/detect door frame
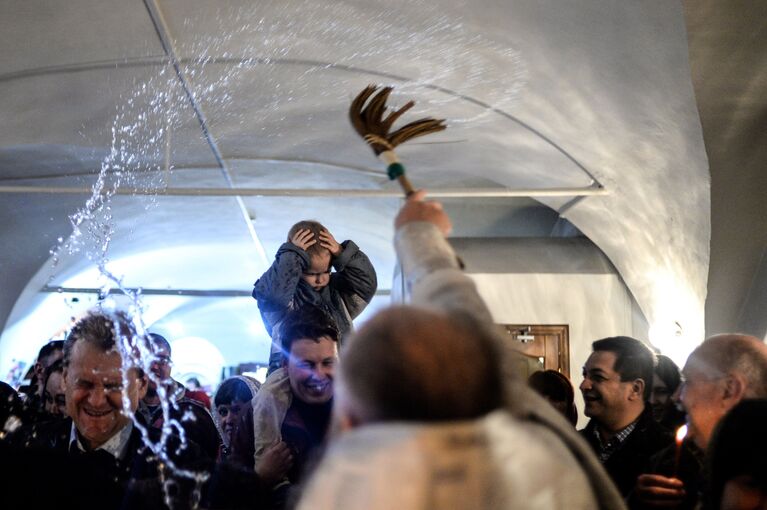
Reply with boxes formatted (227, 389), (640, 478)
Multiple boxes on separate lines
(500, 324), (570, 378)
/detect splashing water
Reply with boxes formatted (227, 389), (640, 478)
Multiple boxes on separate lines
(42, 43), (228, 510)
(176, 0), (527, 129)
(38, 1), (528, 507)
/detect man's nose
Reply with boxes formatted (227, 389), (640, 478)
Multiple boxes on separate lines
(87, 387), (107, 407)
(313, 366), (331, 379)
(579, 378), (590, 392)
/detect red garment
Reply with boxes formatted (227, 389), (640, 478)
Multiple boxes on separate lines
(185, 389), (211, 410)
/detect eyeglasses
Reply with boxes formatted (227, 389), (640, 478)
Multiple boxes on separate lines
(153, 355), (172, 366)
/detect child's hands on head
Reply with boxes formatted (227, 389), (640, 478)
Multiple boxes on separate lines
(290, 229), (317, 251)
(319, 229), (342, 256)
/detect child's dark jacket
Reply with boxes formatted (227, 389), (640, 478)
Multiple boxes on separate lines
(252, 240), (377, 341)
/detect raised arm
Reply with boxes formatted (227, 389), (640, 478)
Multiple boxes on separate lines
(393, 192), (627, 510)
(393, 190), (492, 324)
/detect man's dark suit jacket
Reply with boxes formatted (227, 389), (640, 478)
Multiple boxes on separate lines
(580, 407), (674, 499)
(1, 416), (210, 510)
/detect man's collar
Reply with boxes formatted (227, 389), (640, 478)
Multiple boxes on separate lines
(593, 404), (647, 439)
(69, 420), (134, 460)
(589, 416), (640, 463)
(594, 418), (638, 446)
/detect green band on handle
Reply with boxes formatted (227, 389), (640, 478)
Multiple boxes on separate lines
(387, 162), (406, 181)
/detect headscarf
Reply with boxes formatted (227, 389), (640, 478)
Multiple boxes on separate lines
(212, 375), (261, 448)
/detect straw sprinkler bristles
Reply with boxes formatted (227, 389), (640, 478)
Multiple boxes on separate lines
(349, 85), (446, 156)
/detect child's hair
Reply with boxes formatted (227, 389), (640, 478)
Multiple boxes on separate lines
(287, 220), (328, 257)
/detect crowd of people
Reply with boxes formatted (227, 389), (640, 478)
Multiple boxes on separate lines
(1, 191), (766, 510)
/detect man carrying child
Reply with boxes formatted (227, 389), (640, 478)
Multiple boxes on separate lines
(252, 220), (377, 373)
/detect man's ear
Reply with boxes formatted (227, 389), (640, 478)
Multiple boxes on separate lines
(334, 381), (365, 432)
(628, 378), (645, 401)
(335, 399), (366, 432)
(722, 373), (746, 407)
(136, 371), (149, 400)
(61, 367), (68, 392)
(336, 410), (359, 432)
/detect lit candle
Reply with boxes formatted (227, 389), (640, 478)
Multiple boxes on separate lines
(673, 424), (688, 478)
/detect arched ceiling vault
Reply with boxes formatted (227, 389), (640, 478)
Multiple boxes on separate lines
(5, 0), (758, 369)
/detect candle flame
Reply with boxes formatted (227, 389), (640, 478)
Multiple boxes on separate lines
(676, 424), (688, 443)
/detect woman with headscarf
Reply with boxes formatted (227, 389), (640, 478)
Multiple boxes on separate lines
(212, 375), (261, 461)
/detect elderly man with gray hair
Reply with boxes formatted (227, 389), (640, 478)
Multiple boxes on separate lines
(635, 333), (767, 509)
(297, 191), (625, 510)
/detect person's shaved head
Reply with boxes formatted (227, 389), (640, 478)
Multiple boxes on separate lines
(680, 333), (767, 449)
(338, 306), (504, 424)
(687, 334), (767, 398)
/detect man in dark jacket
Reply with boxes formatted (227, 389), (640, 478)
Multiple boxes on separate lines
(2, 310), (210, 509)
(138, 332), (221, 462)
(230, 305), (338, 509)
(14, 340), (64, 426)
(579, 336), (673, 498)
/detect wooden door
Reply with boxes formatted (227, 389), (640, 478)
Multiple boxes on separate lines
(499, 324), (570, 379)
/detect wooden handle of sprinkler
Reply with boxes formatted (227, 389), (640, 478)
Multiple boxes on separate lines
(398, 175), (415, 197)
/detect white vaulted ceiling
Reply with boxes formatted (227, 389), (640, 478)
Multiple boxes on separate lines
(0, 0), (764, 374)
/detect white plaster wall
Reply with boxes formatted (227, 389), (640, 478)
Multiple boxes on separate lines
(469, 272), (645, 429)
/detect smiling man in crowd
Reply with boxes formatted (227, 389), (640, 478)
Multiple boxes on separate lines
(63, 312), (147, 456)
(232, 304), (338, 505)
(42, 359), (67, 418)
(16, 340), (64, 422)
(579, 336), (672, 498)
(4, 311), (151, 508)
(27, 340), (65, 405)
(2, 310), (216, 509)
(138, 332), (221, 462)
